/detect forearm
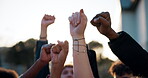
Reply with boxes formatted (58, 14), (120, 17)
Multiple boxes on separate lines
(73, 38), (93, 78)
(109, 31), (148, 76)
(21, 59), (47, 78)
(105, 28), (119, 40)
(40, 25), (47, 41)
(50, 65), (63, 78)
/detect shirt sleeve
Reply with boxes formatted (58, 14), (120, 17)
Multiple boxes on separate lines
(34, 40), (50, 78)
(108, 31), (148, 76)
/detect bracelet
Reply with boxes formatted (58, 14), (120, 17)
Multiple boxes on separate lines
(73, 44), (86, 47)
(73, 44), (87, 53)
(40, 36), (47, 39)
(73, 38), (85, 41)
(73, 47), (86, 53)
(73, 38), (86, 53)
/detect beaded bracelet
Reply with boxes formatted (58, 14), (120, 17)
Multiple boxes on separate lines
(73, 44), (87, 53)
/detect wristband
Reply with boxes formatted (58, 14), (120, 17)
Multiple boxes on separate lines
(73, 38), (85, 41)
(40, 36), (47, 39)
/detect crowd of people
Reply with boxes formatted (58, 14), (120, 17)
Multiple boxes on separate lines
(1, 9), (148, 78)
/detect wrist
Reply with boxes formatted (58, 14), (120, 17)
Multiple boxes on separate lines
(73, 37), (87, 53)
(41, 24), (48, 28)
(72, 35), (84, 39)
(105, 29), (119, 39)
(51, 64), (63, 78)
(40, 36), (47, 39)
(37, 59), (48, 67)
(40, 28), (47, 40)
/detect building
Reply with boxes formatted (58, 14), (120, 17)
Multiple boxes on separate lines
(120, 0), (148, 51)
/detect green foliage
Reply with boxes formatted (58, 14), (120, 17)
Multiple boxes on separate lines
(88, 41), (103, 50)
(5, 38), (37, 68)
(88, 40), (113, 78)
(0, 47), (10, 66)
(98, 58), (113, 78)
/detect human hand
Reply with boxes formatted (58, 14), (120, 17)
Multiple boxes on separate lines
(51, 40), (69, 65)
(69, 9), (87, 39)
(41, 14), (55, 28)
(39, 43), (55, 64)
(50, 41), (69, 78)
(90, 12), (112, 37)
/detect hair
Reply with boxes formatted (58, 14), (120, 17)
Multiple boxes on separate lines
(0, 67), (18, 78)
(109, 61), (133, 76)
(63, 65), (73, 70)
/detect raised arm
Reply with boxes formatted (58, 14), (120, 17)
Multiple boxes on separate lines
(50, 40), (69, 78)
(35, 14), (55, 78)
(90, 12), (148, 77)
(69, 9), (93, 78)
(20, 44), (54, 78)
(90, 12), (119, 39)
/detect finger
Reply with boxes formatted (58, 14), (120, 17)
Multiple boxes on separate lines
(76, 12), (80, 26)
(78, 12), (81, 25)
(51, 51), (58, 64)
(80, 9), (87, 23)
(97, 12), (110, 21)
(70, 14), (75, 26)
(43, 14), (46, 19)
(62, 40), (69, 53)
(80, 9), (84, 13)
(96, 12), (109, 18)
(53, 15), (55, 19)
(64, 40), (69, 52)
(42, 44), (55, 54)
(96, 17), (109, 27)
(57, 40), (64, 49)
(72, 12), (78, 26)
(68, 16), (72, 23)
(51, 44), (62, 54)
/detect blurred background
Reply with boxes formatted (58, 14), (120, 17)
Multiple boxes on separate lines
(0, 0), (147, 77)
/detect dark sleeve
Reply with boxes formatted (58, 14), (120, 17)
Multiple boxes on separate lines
(87, 49), (100, 78)
(108, 31), (148, 77)
(35, 40), (50, 78)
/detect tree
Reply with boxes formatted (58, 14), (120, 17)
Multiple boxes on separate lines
(88, 41), (103, 60)
(88, 41), (103, 49)
(5, 38), (37, 68)
(88, 40), (113, 78)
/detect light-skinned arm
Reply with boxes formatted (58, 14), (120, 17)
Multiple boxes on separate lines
(69, 9), (93, 78)
(50, 40), (69, 78)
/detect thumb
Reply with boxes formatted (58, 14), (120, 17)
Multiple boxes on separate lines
(80, 9), (84, 13)
(80, 9), (87, 23)
(51, 49), (58, 64)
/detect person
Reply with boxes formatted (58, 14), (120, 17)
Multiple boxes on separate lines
(90, 12), (148, 77)
(87, 45), (100, 78)
(68, 9), (94, 78)
(34, 14), (55, 78)
(109, 60), (139, 78)
(36, 13), (99, 78)
(19, 40), (69, 78)
(46, 64), (73, 78)
(61, 65), (73, 78)
(0, 67), (18, 78)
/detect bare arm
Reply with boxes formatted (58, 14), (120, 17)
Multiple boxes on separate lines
(20, 44), (54, 78)
(69, 9), (93, 78)
(50, 41), (69, 78)
(40, 14), (55, 41)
